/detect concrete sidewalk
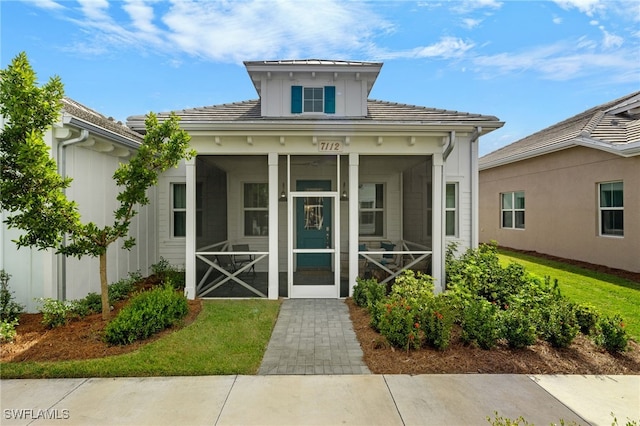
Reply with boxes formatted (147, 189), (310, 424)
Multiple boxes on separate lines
(1, 375), (638, 425)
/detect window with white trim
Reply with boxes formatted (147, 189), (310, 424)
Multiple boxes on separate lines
(501, 191), (525, 229)
(171, 183), (202, 238)
(445, 183), (458, 237)
(599, 181), (623, 236)
(359, 183), (384, 236)
(291, 86), (336, 114)
(244, 183), (268, 236)
(172, 183), (186, 238)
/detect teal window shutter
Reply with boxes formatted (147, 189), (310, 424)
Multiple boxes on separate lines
(291, 86), (302, 113)
(324, 86), (335, 114)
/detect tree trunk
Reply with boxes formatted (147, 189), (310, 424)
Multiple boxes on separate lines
(100, 252), (110, 320)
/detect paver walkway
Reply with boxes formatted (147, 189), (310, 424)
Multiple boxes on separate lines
(258, 299), (370, 375)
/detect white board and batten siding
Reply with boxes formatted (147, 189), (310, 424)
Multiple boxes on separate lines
(0, 137), (157, 311)
(444, 136), (476, 253)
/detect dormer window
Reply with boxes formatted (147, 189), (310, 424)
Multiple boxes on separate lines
(291, 86), (335, 114)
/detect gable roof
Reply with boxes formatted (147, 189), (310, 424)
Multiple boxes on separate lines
(126, 99), (502, 131)
(479, 91), (640, 170)
(62, 97), (143, 148)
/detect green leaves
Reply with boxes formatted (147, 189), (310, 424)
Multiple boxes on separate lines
(1, 52), (79, 250)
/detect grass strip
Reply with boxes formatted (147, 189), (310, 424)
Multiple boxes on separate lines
(498, 249), (640, 342)
(1, 299), (280, 379)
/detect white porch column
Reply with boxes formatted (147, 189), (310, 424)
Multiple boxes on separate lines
(268, 153), (279, 299)
(432, 153), (444, 293)
(184, 157), (197, 299)
(348, 153), (359, 296)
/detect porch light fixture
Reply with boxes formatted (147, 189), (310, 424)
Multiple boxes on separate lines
(340, 182), (348, 201)
(280, 183), (287, 202)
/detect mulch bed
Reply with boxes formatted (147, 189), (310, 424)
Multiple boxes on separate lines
(346, 298), (640, 375)
(1, 297), (202, 363)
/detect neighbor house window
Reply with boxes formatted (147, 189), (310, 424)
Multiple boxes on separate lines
(171, 183), (202, 238)
(291, 86), (335, 114)
(244, 183), (268, 236)
(359, 183), (384, 236)
(501, 191), (525, 229)
(599, 181), (623, 236)
(445, 183), (457, 237)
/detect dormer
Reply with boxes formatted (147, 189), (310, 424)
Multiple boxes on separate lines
(244, 59), (382, 118)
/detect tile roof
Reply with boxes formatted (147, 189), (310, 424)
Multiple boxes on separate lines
(62, 98), (143, 143)
(480, 91), (640, 169)
(126, 99), (501, 127)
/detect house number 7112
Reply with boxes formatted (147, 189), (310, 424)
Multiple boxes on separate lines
(318, 141), (343, 152)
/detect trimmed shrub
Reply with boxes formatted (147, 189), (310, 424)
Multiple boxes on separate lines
(151, 257), (185, 290)
(108, 272), (141, 304)
(78, 292), (103, 315)
(573, 303), (600, 335)
(0, 270), (24, 322)
(595, 315), (628, 353)
(539, 299), (579, 348)
(500, 307), (537, 349)
(374, 296), (420, 350)
(104, 284), (188, 345)
(390, 270), (435, 307)
(461, 298), (500, 349)
(0, 319), (18, 343)
(37, 298), (77, 328)
(419, 295), (455, 351)
(353, 277), (386, 309)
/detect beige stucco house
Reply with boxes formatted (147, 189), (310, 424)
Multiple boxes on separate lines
(127, 59), (504, 299)
(479, 91), (640, 273)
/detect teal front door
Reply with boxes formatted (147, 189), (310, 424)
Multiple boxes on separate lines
(296, 180), (332, 269)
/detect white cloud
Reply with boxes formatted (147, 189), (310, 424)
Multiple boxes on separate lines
(471, 39), (637, 81)
(375, 37), (475, 60)
(553, 0), (605, 16)
(552, 16), (563, 24)
(25, 0), (64, 10)
(462, 18), (482, 29)
(601, 28), (624, 49)
(451, 0), (502, 14)
(49, 0), (394, 63)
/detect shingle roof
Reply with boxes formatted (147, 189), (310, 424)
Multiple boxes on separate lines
(126, 99), (501, 127)
(62, 98), (143, 143)
(479, 91), (640, 169)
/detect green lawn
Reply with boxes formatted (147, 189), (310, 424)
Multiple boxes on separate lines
(0, 299), (281, 379)
(499, 249), (640, 341)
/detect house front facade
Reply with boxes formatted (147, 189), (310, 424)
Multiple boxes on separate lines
(127, 60), (504, 299)
(479, 91), (640, 273)
(1, 99), (156, 312)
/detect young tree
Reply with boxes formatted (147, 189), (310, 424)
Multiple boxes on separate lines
(1, 52), (194, 320)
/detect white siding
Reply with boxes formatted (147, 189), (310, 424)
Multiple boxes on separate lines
(157, 163), (187, 267)
(445, 137), (473, 252)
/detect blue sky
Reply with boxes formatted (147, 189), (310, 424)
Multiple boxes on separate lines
(2, 0), (639, 156)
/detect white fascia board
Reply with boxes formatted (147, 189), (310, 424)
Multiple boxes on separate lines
(177, 120), (504, 134)
(62, 114), (142, 150)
